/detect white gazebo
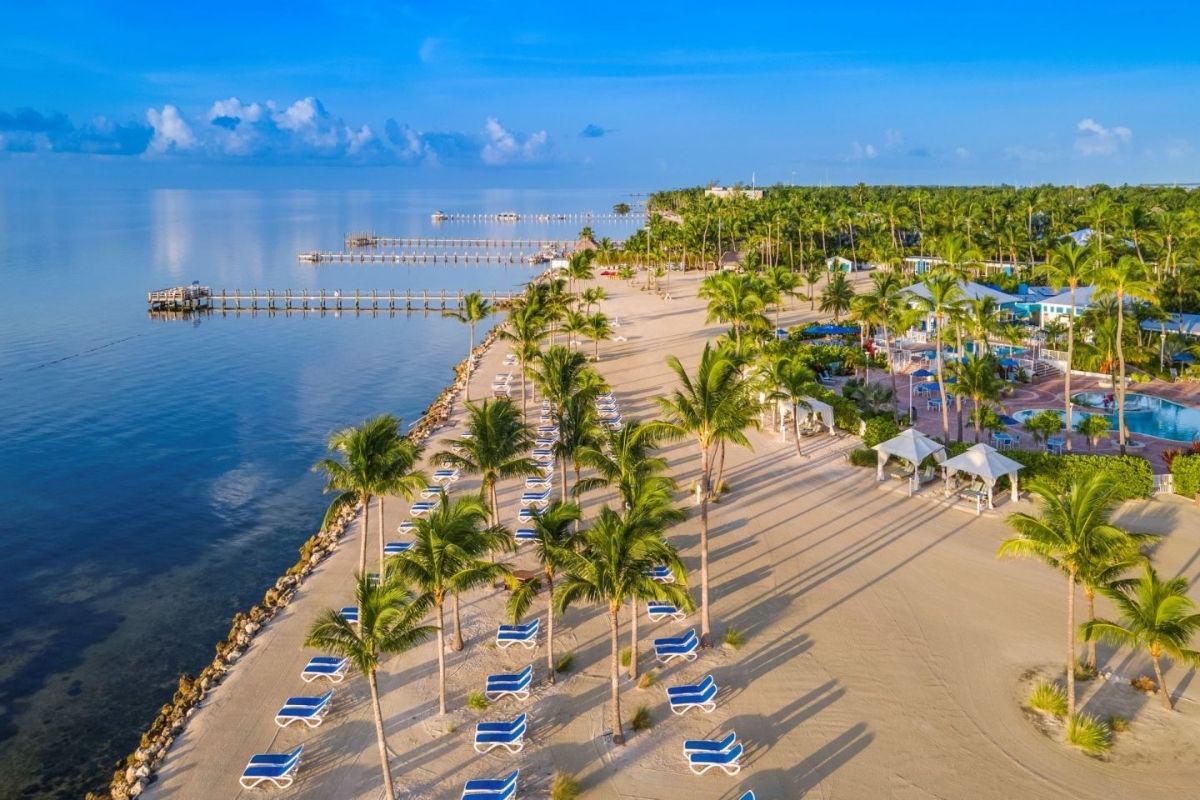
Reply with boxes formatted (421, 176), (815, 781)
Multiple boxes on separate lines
(940, 443), (1024, 514)
(776, 395), (835, 439)
(872, 428), (947, 496)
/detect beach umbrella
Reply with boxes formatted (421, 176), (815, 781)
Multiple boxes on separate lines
(1172, 352), (1196, 363)
(1000, 357), (1019, 368)
(915, 382), (941, 393)
(912, 368), (936, 379)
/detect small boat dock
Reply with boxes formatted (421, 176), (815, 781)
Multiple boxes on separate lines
(147, 286), (519, 313)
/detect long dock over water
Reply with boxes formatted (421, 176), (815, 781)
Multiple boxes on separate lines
(345, 235), (576, 249)
(429, 211), (641, 223)
(147, 286), (519, 312)
(299, 251), (551, 265)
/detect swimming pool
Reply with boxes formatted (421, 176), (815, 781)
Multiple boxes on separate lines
(1013, 392), (1200, 442)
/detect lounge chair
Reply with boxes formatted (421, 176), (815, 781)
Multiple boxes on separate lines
(520, 487), (551, 507)
(397, 520), (415, 534)
(668, 675), (718, 714)
(682, 730), (736, 754)
(738, 792), (756, 800)
(536, 426), (558, 436)
(275, 690), (333, 728)
(532, 447), (554, 458)
(485, 665), (533, 701)
(647, 602), (685, 622)
(517, 508), (542, 523)
(434, 468), (460, 484)
(688, 742), (743, 775)
(525, 476), (551, 489)
(461, 769), (518, 800)
(473, 714), (528, 754)
(239, 745), (303, 789)
(421, 484), (444, 498)
(340, 606), (359, 624)
(301, 656), (349, 683)
(604, 419), (624, 431)
(496, 619), (539, 649)
(384, 542), (412, 555)
(410, 500), (437, 517)
(654, 629), (699, 664)
(515, 528), (537, 544)
(647, 565), (675, 584)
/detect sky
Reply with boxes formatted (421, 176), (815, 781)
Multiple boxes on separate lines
(2, 1), (1200, 189)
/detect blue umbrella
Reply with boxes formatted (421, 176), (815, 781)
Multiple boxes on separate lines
(912, 368), (936, 378)
(1000, 357), (1019, 368)
(915, 382), (941, 393)
(1173, 352), (1196, 363)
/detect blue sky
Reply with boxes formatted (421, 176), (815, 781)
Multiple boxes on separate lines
(2, 1), (1199, 187)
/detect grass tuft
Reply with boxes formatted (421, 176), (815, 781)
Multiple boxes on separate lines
(549, 772), (581, 800)
(555, 651), (575, 674)
(1067, 713), (1111, 756)
(1027, 681), (1068, 718)
(629, 704), (652, 732)
(1130, 674), (1158, 694)
(723, 625), (746, 649)
(466, 691), (489, 711)
(1073, 660), (1098, 682)
(1107, 714), (1130, 733)
(620, 646), (631, 667)
(637, 671), (656, 689)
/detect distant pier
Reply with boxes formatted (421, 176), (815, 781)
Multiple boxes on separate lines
(298, 251), (554, 265)
(428, 211), (642, 223)
(148, 286), (519, 313)
(345, 235), (577, 250)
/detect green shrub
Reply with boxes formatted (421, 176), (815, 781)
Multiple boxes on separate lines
(847, 447), (876, 467)
(827, 394), (861, 432)
(863, 416), (901, 448)
(1067, 713), (1111, 755)
(550, 772), (581, 800)
(629, 704), (652, 731)
(1076, 414), (1112, 450)
(1108, 714), (1130, 733)
(723, 625), (746, 649)
(1074, 660), (1098, 682)
(637, 671), (656, 689)
(1023, 410), (1064, 444)
(620, 646), (631, 667)
(1027, 681), (1068, 718)
(555, 651), (575, 674)
(1002, 451), (1154, 500)
(467, 691), (489, 711)
(1172, 454), (1200, 499)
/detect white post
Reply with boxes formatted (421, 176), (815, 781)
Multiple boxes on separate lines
(1011, 472), (1020, 503)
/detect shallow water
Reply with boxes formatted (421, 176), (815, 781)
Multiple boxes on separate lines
(0, 187), (638, 798)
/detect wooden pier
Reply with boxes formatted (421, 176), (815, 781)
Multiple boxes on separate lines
(148, 286), (519, 313)
(298, 251), (556, 265)
(345, 235), (576, 250)
(428, 211), (642, 223)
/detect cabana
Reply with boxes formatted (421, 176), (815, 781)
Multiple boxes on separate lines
(872, 428), (946, 496)
(776, 395), (835, 439)
(940, 443), (1024, 514)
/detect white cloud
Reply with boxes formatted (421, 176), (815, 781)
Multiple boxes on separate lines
(883, 128), (903, 150)
(481, 117), (548, 165)
(418, 37), (442, 63)
(1075, 118), (1132, 156)
(1164, 137), (1192, 160)
(954, 146), (971, 160)
(849, 141), (878, 160)
(145, 105), (195, 153)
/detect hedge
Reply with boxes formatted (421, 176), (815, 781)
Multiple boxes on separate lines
(1172, 454), (1200, 499)
(863, 417), (901, 448)
(999, 450), (1154, 500)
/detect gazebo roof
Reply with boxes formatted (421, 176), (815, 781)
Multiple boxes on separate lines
(872, 428), (946, 465)
(940, 443), (1024, 484)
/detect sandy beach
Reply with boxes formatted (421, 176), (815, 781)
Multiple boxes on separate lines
(145, 269), (1200, 800)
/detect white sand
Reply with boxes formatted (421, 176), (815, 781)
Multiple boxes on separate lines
(146, 270), (1200, 799)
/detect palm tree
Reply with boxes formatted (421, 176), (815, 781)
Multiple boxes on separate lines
(656, 342), (756, 647)
(998, 476), (1141, 719)
(305, 573), (435, 796)
(555, 507), (691, 745)
(375, 436), (429, 572)
(1095, 256), (1156, 454)
(1082, 565), (1200, 710)
(950, 355), (1004, 443)
(1040, 242), (1095, 451)
(699, 273), (766, 354)
(437, 398), (537, 526)
(819, 271), (855, 323)
(566, 251), (594, 294)
(500, 295), (548, 421)
(563, 308), (589, 350)
(580, 286), (608, 314)
(530, 345), (604, 498)
(445, 292), (491, 402)
(617, 264), (635, 285)
(388, 493), (510, 711)
(762, 264), (800, 329)
(314, 414), (406, 576)
(1076, 542), (1147, 671)
(585, 312), (613, 361)
(803, 260), (824, 310)
(909, 272), (964, 441)
(505, 500), (582, 684)
(613, 202), (632, 216)
(768, 356), (822, 458)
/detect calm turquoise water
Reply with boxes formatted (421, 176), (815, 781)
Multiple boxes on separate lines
(1014, 392), (1200, 442)
(0, 187), (639, 799)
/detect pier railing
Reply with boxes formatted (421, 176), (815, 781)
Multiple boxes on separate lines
(148, 288), (520, 313)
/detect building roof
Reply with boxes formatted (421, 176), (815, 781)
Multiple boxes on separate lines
(903, 279), (1019, 305)
(1141, 312), (1200, 336)
(1040, 285), (1100, 308)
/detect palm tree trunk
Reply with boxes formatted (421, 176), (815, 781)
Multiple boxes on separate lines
(1085, 588), (1097, 669)
(465, 324), (475, 403)
(886, 328), (900, 422)
(367, 670), (397, 798)
(451, 593), (464, 651)
(629, 598), (639, 681)
(378, 496), (386, 575)
(435, 601), (448, 714)
(936, 327), (950, 440)
(609, 606), (625, 745)
(1151, 651), (1174, 710)
(488, 480), (500, 528)
(359, 494), (371, 576)
(1116, 296), (1128, 455)
(792, 403), (804, 458)
(546, 570), (556, 685)
(520, 359), (528, 422)
(710, 442), (726, 500)
(1065, 289), (1075, 452)
(973, 400), (983, 444)
(1066, 570), (1077, 719)
(560, 458), (569, 503)
(699, 445), (713, 648)
(955, 394), (964, 443)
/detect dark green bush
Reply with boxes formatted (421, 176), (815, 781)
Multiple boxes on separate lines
(1171, 454), (1200, 499)
(847, 447), (876, 467)
(1003, 451), (1154, 500)
(862, 416), (901, 448)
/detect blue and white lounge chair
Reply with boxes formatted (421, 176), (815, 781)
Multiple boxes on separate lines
(536, 425), (558, 436)
(301, 656), (349, 683)
(517, 507), (542, 523)
(520, 487), (551, 506)
(340, 606), (359, 624)
(688, 742), (743, 775)
(410, 500), (438, 517)
(239, 745), (303, 789)
(515, 528), (537, 544)
(275, 690), (333, 728)
(397, 520), (415, 534)
(683, 730), (736, 755)
(473, 714), (528, 754)
(384, 541), (412, 555)
(647, 602), (685, 622)
(668, 675), (718, 714)
(485, 665), (533, 701)
(738, 792), (756, 800)
(532, 447), (554, 458)
(496, 619), (539, 649)
(647, 565), (675, 584)
(421, 484), (443, 498)
(525, 476), (551, 489)
(654, 629), (699, 664)
(461, 769), (518, 800)
(535, 437), (557, 448)
(434, 468), (460, 484)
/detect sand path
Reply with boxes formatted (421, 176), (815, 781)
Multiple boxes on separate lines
(146, 270), (1200, 799)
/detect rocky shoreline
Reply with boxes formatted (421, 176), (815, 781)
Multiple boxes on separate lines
(91, 318), (512, 800)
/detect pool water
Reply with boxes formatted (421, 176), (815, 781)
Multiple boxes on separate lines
(1013, 393), (1200, 442)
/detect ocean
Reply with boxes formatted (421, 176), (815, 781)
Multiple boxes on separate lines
(0, 187), (640, 798)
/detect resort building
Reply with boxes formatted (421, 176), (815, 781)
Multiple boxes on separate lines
(1142, 311), (1200, 338)
(1038, 285), (1100, 326)
(704, 186), (765, 200)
